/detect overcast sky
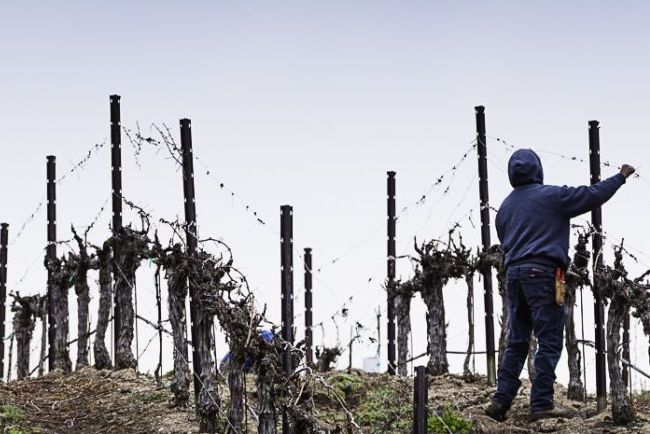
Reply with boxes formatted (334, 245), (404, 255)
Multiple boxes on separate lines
(2, 1), (650, 393)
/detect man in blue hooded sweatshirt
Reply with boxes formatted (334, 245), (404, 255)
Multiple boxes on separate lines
(485, 148), (635, 422)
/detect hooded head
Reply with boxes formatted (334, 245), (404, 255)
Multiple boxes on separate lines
(508, 149), (544, 187)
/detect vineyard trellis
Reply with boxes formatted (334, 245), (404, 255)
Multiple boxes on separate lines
(2, 97), (650, 433)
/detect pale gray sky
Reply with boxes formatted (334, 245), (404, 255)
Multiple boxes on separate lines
(2, 1), (650, 393)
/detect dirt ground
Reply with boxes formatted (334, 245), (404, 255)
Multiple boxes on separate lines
(2, 368), (650, 433)
(427, 374), (650, 434)
(0, 368), (199, 433)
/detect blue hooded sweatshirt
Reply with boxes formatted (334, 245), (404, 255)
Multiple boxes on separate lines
(495, 149), (626, 269)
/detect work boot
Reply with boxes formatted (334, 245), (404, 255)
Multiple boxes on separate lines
(484, 401), (508, 422)
(529, 406), (573, 421)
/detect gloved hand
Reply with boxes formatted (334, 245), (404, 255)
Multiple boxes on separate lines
(620, 164), (636, 178)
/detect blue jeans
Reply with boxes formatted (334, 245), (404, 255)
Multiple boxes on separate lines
(492, 264), (564, 412)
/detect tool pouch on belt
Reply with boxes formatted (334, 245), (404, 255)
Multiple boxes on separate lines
(555, 268), (566, 306)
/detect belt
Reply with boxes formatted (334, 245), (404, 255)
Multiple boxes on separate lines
(508, 256), (563, 271)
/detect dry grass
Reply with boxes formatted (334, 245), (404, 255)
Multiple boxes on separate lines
(3, 368), (650, 433)
(0, 367), (197, 433)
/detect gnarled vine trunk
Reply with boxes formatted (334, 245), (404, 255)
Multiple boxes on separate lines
(75, 284), (90, 368)
(94, 241), (113, 369)
(191, 250), (223, 433)
(14, 317), (34, 379)
(315, 346), (341, 372)
(11, 294), (42, 379)
(114, 264), (137, 369)
(114, 226), (150, 369)
(196, 322), (219, 433)
(165, 252), (190, 406)
(54, 273), (72, 372)
(72, 229), (93, 369)
(257, 350), (277, 434)
(207, 254), (265, 433)
(564, 282), (585, 401)
(395, 293), (412, 376)
(227, 355), (246, 433)
(463, 274), (475, 379)
(152, 241), (191, 407)
(421, 282), (447, 375)
(597, 245), (638, 425)
(46, 256), (73, 373)
(607, 293), (636, 425)
(565, 234), (588, 401)
(413, 236), (472, 377)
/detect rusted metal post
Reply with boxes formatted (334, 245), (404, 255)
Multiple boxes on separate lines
(304, 247), (313, 367)
(475, 106), (497, 385)
(46, 156), (57, 371)
(280, 205), (294, 434)
(110, 94), (123, 357)
(0, 223), (8, 381)
(181, 119), (202, 396)
(589, 120), (607, 412)
(180, 118), (218, 432)
(387, 171), (396, 375)
(413, 365), (428, 434)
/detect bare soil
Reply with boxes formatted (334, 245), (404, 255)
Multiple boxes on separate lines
(3, 368), (650, 433)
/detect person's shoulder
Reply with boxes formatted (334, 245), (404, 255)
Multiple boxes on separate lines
(537, 184), (565, 196)
(501, 184), (562, 206)
(497, 191), (517, 216)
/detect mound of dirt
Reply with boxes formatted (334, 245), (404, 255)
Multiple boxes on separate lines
(0, 367), (198, 433)
(427, 374), (650, 434)
(2, 368), (650, 433)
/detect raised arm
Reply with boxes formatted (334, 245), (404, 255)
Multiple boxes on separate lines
(557, 165), (635, 218)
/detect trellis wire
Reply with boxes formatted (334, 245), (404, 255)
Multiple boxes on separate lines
(10, 141), (107, 248)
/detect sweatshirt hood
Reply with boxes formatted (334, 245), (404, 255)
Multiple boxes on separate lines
(508, 149), (544, 187)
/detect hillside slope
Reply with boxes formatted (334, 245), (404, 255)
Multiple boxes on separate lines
(2, 368), (650, 433)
